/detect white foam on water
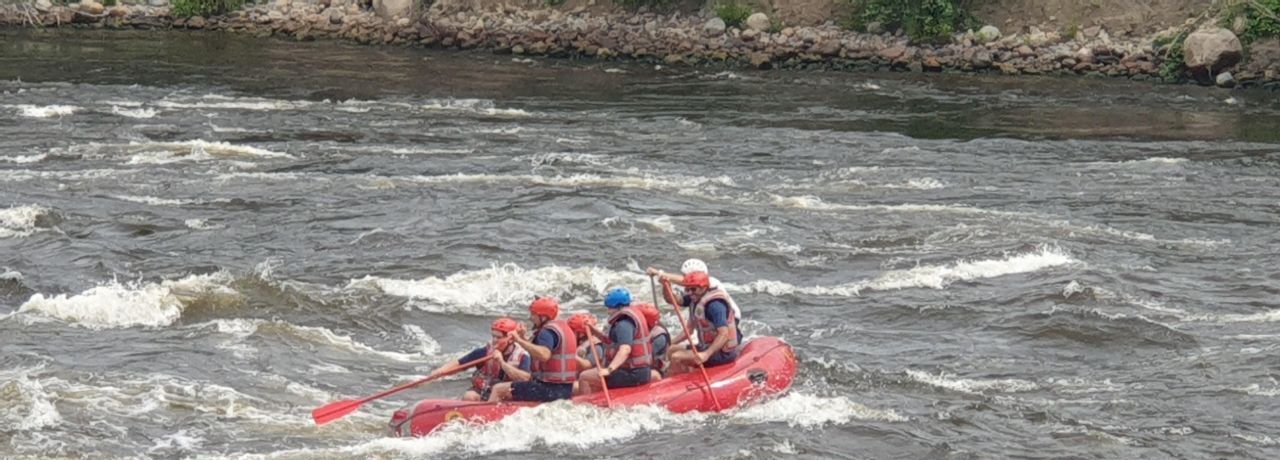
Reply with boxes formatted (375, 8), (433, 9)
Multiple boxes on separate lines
(729, 393), (907, 428)
(634, 216), (676, 233)
(420, 98), (531, 117)
(348, 264), (648, 315)
(1236, 384), (1280, 397)
(214, 172), (321, 182)
(767, 439), (800, 454)
(1, 267), (22, 281)
(118, 140), (293, 163)
(905, 369), (1039, 394)
(346, 402), (702, 457)
(147, 429), (205, 454)
(185, 219), (221, 230)
(111, 105), (157, 119)
(0, 154), (47, 163)
(17, 272), (241, 329)
(111, 194), (197, 206)
(6, 104), (79, 118)
(403, 172), (733, 192)
(902, 177), (946, 190)
(1232, 433), (1278, 446)
(726, 247), (1074, 297)
(0, 372), (63, 431)
(1206, 309), (1280, 323)
(154, 95), (313, 111)
(0, 168), (133, 183)
(0, 204), (50, 239)
(768, 194), (1031, 219)
(191, 318), (439, 362)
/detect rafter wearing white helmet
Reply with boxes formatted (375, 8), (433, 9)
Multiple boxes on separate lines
(679, 259), (742, 323)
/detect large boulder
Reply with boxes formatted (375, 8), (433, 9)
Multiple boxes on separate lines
(975, 25), (1000, 44)
(373, 0), (414, 21)
(703, 17), (725, 37)
(745, 12), (769, 32)
(1183, 27), (1243, 75)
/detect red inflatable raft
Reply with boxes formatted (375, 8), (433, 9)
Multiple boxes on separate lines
(388, 336), (797, 437)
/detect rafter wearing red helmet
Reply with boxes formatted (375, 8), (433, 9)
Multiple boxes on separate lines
(429, 317), (532, 401)
(665, 271), (743, 375)
(488, 297), (578, 403)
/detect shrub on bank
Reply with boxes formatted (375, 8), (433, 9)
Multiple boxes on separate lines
(171, 0), (247, 17)
(843, 0), (976, 44)
(714, 1), (752, 28)
(1222, 0), (1280, 43)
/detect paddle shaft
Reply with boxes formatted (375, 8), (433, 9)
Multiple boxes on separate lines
(586, 334), (613, 407)
(312, 354), (490, 425)
(656, 276), (724, 411)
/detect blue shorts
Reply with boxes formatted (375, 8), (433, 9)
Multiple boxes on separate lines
(511, 380), (574, 402)
(605, 366), (651, 388)
(696, 344), (738, 367)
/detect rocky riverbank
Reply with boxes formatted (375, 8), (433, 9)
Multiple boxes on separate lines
(3, 0), (1279, 88)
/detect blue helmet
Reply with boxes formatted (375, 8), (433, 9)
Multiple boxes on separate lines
(604, 287), (632, 309)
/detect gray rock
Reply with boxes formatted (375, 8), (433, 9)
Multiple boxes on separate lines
(1216, 71), (1236, 88)
(745, 12), (769, 32)
(1183, 27), (1243, 75)
(975, 25), (1000, 44)
(149, 0), (166, 6)
(866, 21), (882, 35)
(703, 17), (725, 37)
(971, 49), (993, 68)
(373, 0), (413, 21)
(80, 0), (104, 14)
(35, 0), (53, 12)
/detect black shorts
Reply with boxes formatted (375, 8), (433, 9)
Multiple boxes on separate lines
(696, 344), (739, 367)
(605, 366), (651, 388)
(511, 380), (574, 402)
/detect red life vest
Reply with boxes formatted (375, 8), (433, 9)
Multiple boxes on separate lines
(530, 320), (578, 384)
(691, 288), (740, 353)
(469, 344), (530, 392)
(649, 323), (669, 371)
(604, 306), (652, 369)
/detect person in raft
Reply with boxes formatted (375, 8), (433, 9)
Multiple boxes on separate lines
(645, 258), (743, 324)
(658, 271), (744, 374)
(428, 317), (531, 401)
(635, 302), (670, 377)
(488, 297), (578, 402)
(576, 287), (655, 395)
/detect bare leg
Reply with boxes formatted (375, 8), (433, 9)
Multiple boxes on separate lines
(488, 382), (512, 402)
(577, 368), (602, 395)
(461, 390), (482, 401)
(649, 369), (662, 382)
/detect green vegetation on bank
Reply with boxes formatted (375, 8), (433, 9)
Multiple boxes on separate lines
(171, 0), (247, 17)
(1222, 0), (1280, 43)
(714, 1), (752, 28)
(1155, 29), (1190, 83)
(843, 0), (977, 44)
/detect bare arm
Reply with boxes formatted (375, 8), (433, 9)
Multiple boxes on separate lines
(699, 326), (732, 361)
(605, 344), (630, 372)
(512, 331), (551, 362)
(498, 358), (532, 382)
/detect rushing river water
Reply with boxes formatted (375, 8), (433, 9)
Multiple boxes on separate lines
(2, 28), (1280, 459)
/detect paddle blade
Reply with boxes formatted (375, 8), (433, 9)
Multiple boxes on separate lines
(312, 399), (363, 426)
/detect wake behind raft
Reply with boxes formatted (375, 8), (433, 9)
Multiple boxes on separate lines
(388, 336), (798, 437)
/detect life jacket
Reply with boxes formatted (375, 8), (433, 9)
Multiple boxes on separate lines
(604, 306), (652, 369)
(530, 320), (578, 384)
(469, 344), (530, 392)
(690, 288), (740, 353)
(687, 288), (741, 346)
(649, 323), (669, 372)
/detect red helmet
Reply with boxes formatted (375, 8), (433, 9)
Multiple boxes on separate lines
(529, 297), (560, 319)
(567, 312), (595, 336)
(491, 317), (519, 334)
(683, 271), (711, 289)
(635, 302), (659, 329)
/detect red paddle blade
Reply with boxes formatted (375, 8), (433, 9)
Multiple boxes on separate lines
(311, 399), (362, 426)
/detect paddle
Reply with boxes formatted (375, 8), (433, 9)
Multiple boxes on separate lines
(586, 334), (613, 407)
(311, 354), (490, 426)
(655, 275), (723, 411)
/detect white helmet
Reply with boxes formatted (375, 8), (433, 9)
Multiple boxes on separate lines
(681, 258), (708, 275)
